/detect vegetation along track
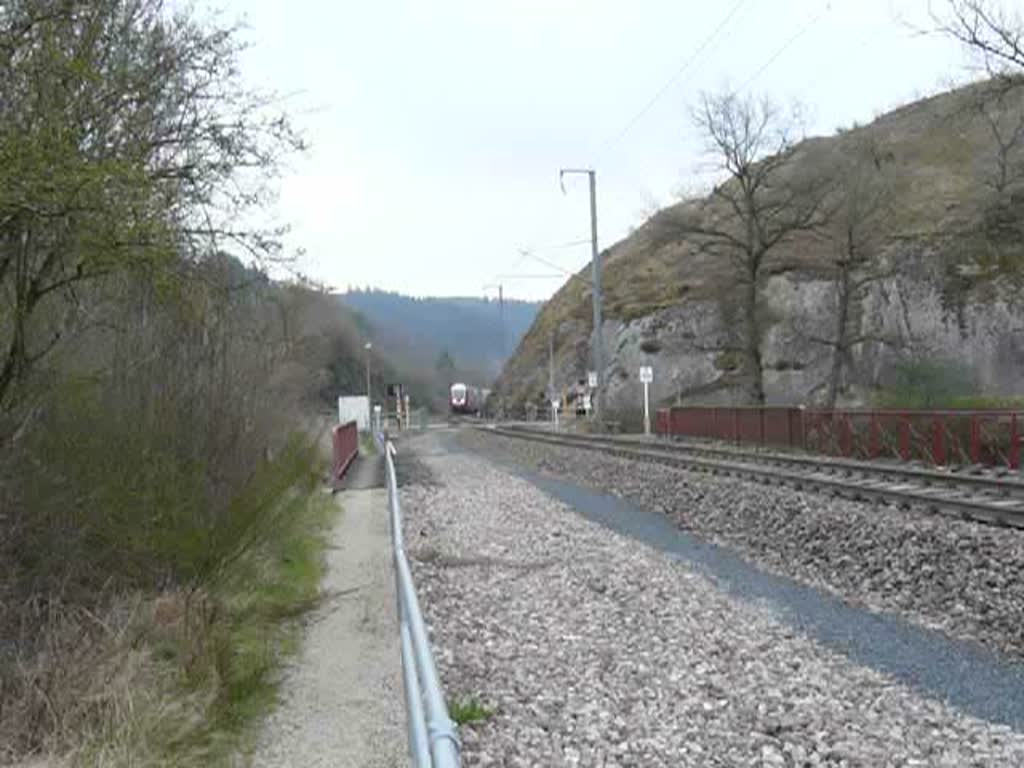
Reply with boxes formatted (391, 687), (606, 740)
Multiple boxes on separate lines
(487, 426), (1024, 529)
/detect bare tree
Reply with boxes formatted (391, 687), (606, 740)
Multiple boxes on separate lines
(678, 91), (831, 404)
(0, 0), (303, 412)
(975, 88), (1024, 196)
(971, 85), (1024, 288)
(936, 3), (1024, 285)
(801, 139), (897, 407)
(935, 0), (1024, 73)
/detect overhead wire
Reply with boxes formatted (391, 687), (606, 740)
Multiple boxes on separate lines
(490, 0), (833, 297)
(595, 0), (754, 158)
(734, 2), (832, 93)
(518, 249), (574, 276)
(603, 0), (834, 222)
(531, 238), (592, 251)
(491, 0), (756, 293)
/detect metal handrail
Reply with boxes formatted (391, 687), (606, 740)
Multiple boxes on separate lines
(384, 439), (461, 767)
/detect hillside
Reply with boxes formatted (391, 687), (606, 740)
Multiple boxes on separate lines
(337, 289), (540, 409)
(496, 78), (1024, 415)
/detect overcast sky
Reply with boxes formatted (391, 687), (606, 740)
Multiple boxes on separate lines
(228, 0), (976, 301)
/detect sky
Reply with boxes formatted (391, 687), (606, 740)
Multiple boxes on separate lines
(225, 0), (978, 301)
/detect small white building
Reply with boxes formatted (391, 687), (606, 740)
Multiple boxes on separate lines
(337, 395), (370, 431)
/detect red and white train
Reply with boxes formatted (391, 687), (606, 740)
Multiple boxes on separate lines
(449, 382), (486, 416)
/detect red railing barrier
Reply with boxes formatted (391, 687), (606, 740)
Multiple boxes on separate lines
(655, 406), (1024, 470)
(1011, 414), (1020, 470)
(332, 420), (359, 483)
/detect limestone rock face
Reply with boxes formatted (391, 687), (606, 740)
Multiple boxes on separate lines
(594, 250), (1024, 412)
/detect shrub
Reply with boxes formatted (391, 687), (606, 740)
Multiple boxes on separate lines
(874, 356), (977, 408)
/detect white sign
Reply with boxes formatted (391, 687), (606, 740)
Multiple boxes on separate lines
(639, 365), (653, 384)
(338, 395), (370, 431)
(582, 394), (592, 412)
(587, 371), (598, 388)
(551, 399), (561, 410)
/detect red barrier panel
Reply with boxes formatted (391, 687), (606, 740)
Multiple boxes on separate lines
(663, 406), (1024, 470)
(655, 409), (670, 435)
(1011, 413), (1020, 470)
(332, 420), (359, 483)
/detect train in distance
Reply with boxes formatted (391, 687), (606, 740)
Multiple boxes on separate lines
(449, 382), (490, 416)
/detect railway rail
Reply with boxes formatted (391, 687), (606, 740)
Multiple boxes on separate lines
(486, 425), (1024, 529)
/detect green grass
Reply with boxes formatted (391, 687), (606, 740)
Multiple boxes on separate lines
(69, 459), (340, 767)
(945, 395), (1024, 409)
(359, 432), (378, 455)
(448, 696), (494, 727)
(180, 486), (337, 763)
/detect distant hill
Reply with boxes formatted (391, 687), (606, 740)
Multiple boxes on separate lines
(336, 289), (541, 410)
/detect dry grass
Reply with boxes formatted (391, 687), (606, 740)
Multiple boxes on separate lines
(0, 483), (335, 768)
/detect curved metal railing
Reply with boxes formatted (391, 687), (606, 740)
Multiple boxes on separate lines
(384, 439), (461, 767)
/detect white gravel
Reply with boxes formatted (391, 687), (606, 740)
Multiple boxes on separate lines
(401, 431), (1024, 766)
(461, 430), (1024, 661)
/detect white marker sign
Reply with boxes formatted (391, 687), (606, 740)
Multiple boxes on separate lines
(587, 371), (598, 388)
(639, 366), (653, 435)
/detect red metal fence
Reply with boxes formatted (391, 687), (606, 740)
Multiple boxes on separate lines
(332, 420), (359, 483)
(655, 407), (1022, 469)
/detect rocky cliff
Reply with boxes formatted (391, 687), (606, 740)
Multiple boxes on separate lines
(497, 79), (1024, 414)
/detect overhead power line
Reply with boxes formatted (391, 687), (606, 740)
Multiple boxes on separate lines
(596, 0), (753, 156)
(530, 238), (592, 251)
(735, 3), (831, 93)
(488, 0), (830, 294)
(603, 2), (835, 219)
(488, 0), (756, 290)
(518, 249), (573, 276)
(494, 273), (565, 280)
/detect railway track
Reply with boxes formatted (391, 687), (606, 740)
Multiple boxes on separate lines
(486, 425), (1024, 529)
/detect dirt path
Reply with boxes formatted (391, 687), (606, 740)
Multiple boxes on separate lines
(251, 456), (406, 767)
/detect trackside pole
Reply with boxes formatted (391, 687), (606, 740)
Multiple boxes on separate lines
(643, 381), (650, 436)
(639, 365), (653, 436)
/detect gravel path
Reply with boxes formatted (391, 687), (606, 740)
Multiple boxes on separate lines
(458, 429), (1024, 662)
(400, 430), (1024, 766)
(251, 475), (405, 767)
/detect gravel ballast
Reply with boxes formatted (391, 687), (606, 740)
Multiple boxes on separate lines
(458, 429), (1024, 662)
(400, 431), (1024, 766)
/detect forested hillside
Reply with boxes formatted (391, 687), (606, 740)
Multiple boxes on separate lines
(0, 3), (375, 762)
(338, 289), (540, 409)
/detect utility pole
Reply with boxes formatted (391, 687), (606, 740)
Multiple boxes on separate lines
(484, 282), (508, 421)
(498, 284), (505, 358)
(559, 168), (603, 421)
(364, 341), (373, 431)
(498, 284), (505, 421)
(364, 341), (372, 400)
(548, 330), (555, 412)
